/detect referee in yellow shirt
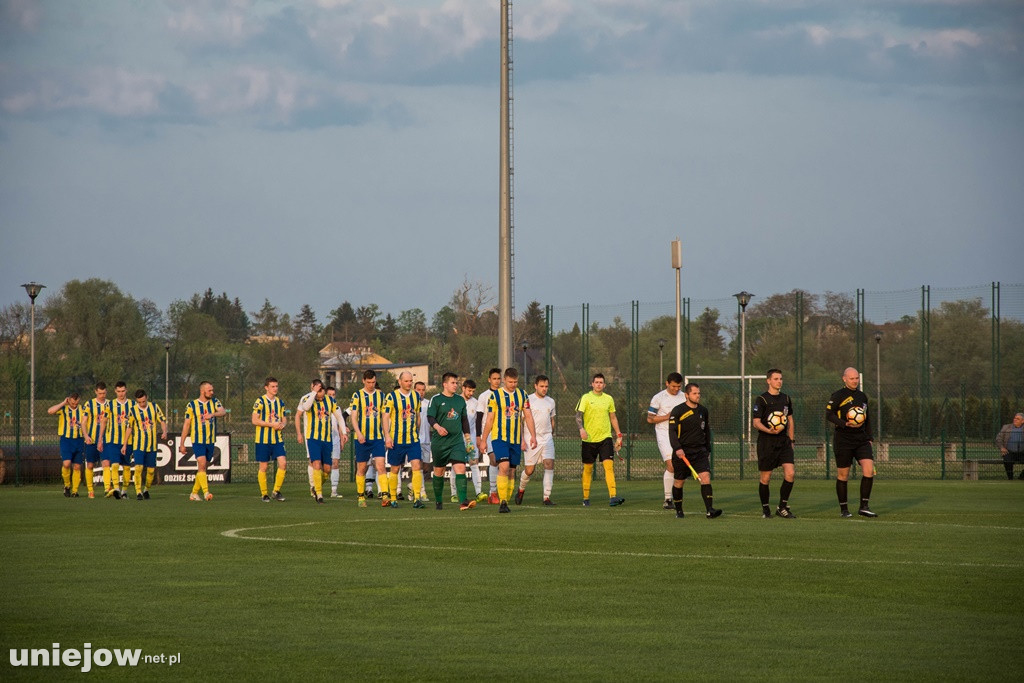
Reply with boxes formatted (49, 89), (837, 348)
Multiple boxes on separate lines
(575, 373), (625, 507)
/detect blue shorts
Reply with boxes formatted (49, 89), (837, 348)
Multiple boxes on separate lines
(386, 443), (422, 467)
(135, 450), (157, 468)
(60, 437), (85, 465)
(354, 439), (386, 463)
(84, 443), (102, 465)
(306, 438), (332, 465)
(255, 442), (286, 462)
(107, 444), (132, 466)
(192, 443), (216, 459)
(492, 441), (522, 468)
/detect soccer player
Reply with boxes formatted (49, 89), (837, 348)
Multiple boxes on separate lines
(667, 383), (722, 519)
(826, 367), (878, 518)
(252, 376), (288, 502)
(298, 379), (322, 497)
(82, 382), (110, 499)
(426, 372), (475, 510)
(326, 386), (350, 498)
(105, 381), (134, 499)
(752, 369), (796, 519)
(647, 372), (686, 509)
(349, 370), (389, 506)
(383, 371), (424, 508)
(516, 374), (557, 506)
(416, 381), (432, 501)
(483, 367), (537, 513)
(475, 368), (503, 504)
(296, 380), (345, 503)
(179, 381), (226, 502)
(124, 389), (167, 500)
(49, 393), (87, 497)
(575, 373), (625, 507)
(452, 379), (487, 503)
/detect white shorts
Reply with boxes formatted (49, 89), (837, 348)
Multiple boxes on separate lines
(656, 432), (673, 461)
(524, 436), (555, 467)
(331, 440), (341, 462)
(420, 443), (432, 464)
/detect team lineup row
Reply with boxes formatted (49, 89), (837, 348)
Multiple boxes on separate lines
(48, 366), (879, 517)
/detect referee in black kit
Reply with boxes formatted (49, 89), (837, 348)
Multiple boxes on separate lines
(668, 383), (722, 519)
(825, 367), (878, 518)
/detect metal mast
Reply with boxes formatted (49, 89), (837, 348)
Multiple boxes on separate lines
(498, 0), (515, 369)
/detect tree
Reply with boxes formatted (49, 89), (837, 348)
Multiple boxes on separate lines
(355, 304), (381, 341)
(251, 299), (281, 337)
(696, 307), (724, 354)
(823, 291), (856, 329)
(747, 289), (818, 320)
(292, 304), (319, 343)
(448, 278), (494, 336)
(328, 301), (357, 340)
(396, 308), (427, 338)
(431, 306), (457, 344)
(167, 303), (226, 394)
(186, 289), (250, 342)
(518, 300), (545, 348)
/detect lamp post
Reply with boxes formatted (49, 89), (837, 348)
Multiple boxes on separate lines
(658, 338), (666, 381)
(164, 341), (171, 429)
(522, 341), (529, 382)
(224, 374), (230, 419)
(873, 330), (882, 441)
(734, 291), (753, 449)
(671, 240), (682, 373)
(21, 282), (45, 442)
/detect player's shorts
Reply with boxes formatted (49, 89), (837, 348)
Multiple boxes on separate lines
(387, 443), (422, 467)
(331, 437), (341, 461)
(757, 438), (795, 472)
(671, 449), (710, 481)
(135, 450), (157, 469)
(108, 443), (132, 466)
(306, 438), (333, 465)
(354, 438), (386, 463)
(420, 442), (432, 464)
(524, 436), (555, 467)
(432, 441), (468, 469)
(581, 438), (614, 464)
(655, 432), (674, 461)
(192, 443), (217, 459)
(84, 442), (102, 465)
(60, 436), (85, 465)
(493, 441), (522, 468)
(834, 438), (873, 469)
(255, 442), (286, 462)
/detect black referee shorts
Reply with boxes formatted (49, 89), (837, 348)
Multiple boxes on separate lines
(834, 438), (873, 469)
(581, 438), (614, 464)
(671, 450), (710, 481)
(757, 439), (794, 472)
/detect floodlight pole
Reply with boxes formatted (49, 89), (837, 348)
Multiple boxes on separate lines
(497, 0), (514, 370)
(874, 330), (883, 442)
(734, 291), (753, 452)
(164, 341), (172, 428)
(22, 282), (45, 443)
(672, 240), (682, 373)
(658, 339), (666, 381)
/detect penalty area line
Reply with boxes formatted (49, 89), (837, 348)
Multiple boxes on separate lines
(220, 522), (1022, 569)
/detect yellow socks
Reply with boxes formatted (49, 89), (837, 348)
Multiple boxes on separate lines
(313, 468), (323, 497)
(71, 468), (81, 493)
(273, 467), (286, 494)
(134, 466), (144, 495)
(497, 474), (509, 502)
(102, 466), (112, 492)
(603, 460), (617, 497)
(411, 470), (423, 500)
(85, 466), (95, 494)
(387, 472), (399, 500)
(258, 470), (269, 496)
(197, 471), (210, 496)
(146, 468), (155, 490)
(62, 465), (72, 488)
(356, 474), (366, 497)
(582, 464), (594, 499)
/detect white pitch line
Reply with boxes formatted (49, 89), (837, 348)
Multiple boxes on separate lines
(221, 522), (1023, 569)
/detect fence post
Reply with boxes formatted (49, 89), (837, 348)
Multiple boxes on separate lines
(940, 428), (946, 480)
(14, 378), (22, 486)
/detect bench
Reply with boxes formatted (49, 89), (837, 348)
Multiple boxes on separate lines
(963, 458), (1010, 481)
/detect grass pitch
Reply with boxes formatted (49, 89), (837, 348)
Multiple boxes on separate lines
(2, 479), (1022, 681)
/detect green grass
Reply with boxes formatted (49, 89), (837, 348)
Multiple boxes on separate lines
(2, 479), (1023, 681)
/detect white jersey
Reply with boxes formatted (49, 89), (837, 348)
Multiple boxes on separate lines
(465, 395), (479, 442)
(297, 390), (317, 414)
(476, 388), (495, 444)
(649, 389), (686, 436)
(528, 393), (556, 440)
(418, 395), (432, 445)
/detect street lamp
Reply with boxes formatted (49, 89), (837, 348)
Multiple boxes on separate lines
(734, 291), (754, 449)
(873, 330), (882, 441)
(671, 240), (682, 373)
(521, 341), (529, 382)
(21, 282), (45, 442)
(164, 341), (171, 429)
(657, 338), (666, 381)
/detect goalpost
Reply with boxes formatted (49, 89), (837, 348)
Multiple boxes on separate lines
(684, 374), (762, 448)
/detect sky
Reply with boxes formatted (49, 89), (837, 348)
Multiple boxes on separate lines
(1, 0), (1022, 325)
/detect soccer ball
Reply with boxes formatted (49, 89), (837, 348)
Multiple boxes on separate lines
(846, 406), (866, 425)
(766, 411), (788, 431)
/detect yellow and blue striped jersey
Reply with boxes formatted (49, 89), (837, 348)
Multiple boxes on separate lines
(348, 389), (384, 440)
(184, 398), (223, 445)
(487, 388), (530, 444)
(57, 405), (87, 439)
(383, 390), (420, 445)
(82, 399), (109, 442)
(106, 399), (135, 445)
(129, 403), (165, 452)
(303, 395), (338, 442)
(252, 395), (284, 445)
